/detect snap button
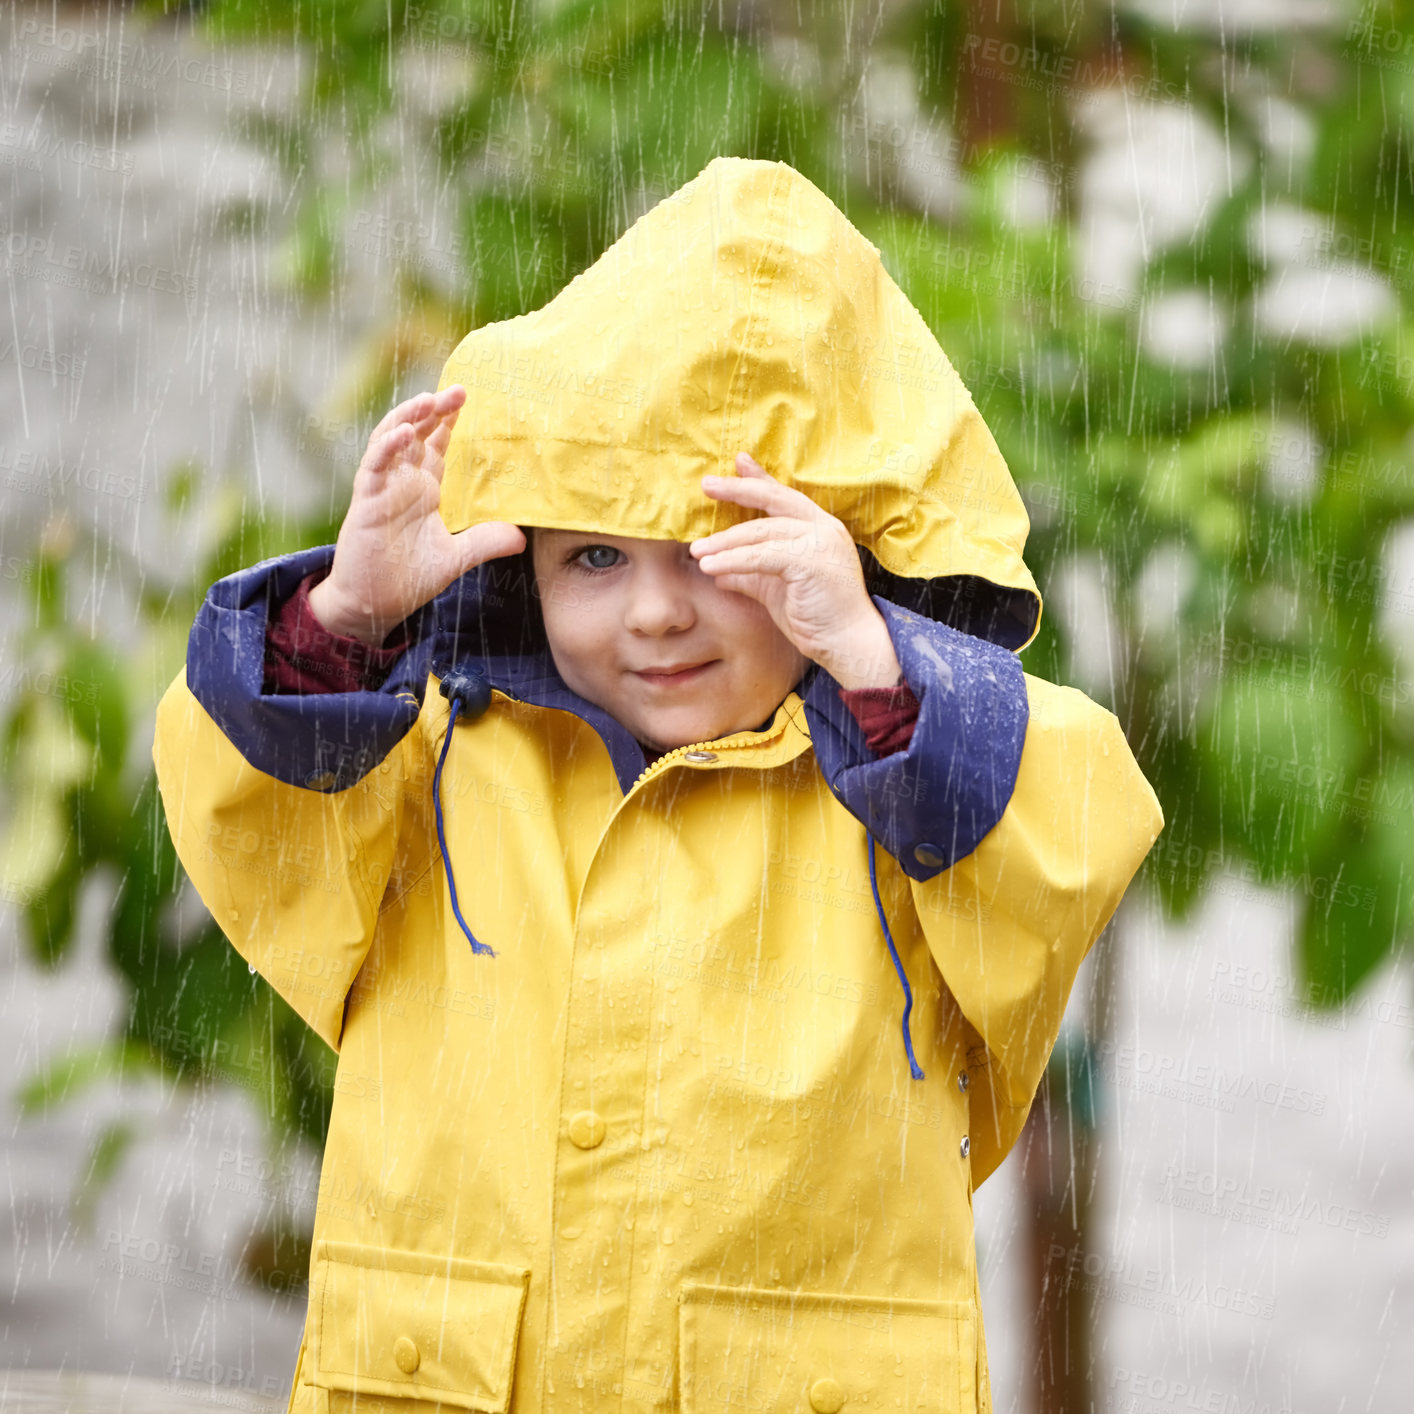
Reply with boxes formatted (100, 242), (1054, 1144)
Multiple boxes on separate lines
(960, 1134), (971, 1159)
(913, 841), (946, 868)
(305, 770), (337, 792)
(569, 1110), (607, 1149)
(809, 1377), (846, 1413)
(683, 750), (717, 763)
(957, 1070), (970, 1093)
(393, 1336), (420, 1375)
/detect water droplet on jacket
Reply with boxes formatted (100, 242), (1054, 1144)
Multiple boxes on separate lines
(248, 963), (257, 975)
(682, 1191), (694, 1206)
(661, 1226), (674, 1245)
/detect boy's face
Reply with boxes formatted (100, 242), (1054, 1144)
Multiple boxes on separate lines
(531, 530), (809, 754)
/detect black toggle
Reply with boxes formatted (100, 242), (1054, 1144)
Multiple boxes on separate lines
(439, 667), (492, 721)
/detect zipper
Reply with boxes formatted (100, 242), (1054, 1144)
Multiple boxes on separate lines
(626, 725), (785, 796)
(627, 739), (725, 795)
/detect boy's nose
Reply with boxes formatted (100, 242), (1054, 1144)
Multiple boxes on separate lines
(623, 561), (698, 636)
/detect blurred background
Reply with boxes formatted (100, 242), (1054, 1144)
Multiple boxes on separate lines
(2, 0), (1412, 1409)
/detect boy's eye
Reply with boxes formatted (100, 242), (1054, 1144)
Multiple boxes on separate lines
(571, 545), (622, 572)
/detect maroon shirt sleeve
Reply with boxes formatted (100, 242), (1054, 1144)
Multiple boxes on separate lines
(263, 570), (410, 695)
(838, 680), (919, 757)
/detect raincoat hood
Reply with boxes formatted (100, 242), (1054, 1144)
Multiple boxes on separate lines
(438, 156), (1041, 650)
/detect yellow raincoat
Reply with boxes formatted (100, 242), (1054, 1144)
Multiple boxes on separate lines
(154, 158), (1162, 1414)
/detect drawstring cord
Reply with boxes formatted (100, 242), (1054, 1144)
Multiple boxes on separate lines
(867, 833), (924, 1080)
(433, 695), (495, 957)
(431, 666), (919, 1076)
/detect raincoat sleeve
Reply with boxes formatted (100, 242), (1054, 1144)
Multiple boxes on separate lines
(806, 597), (1164, 1183)
(152, 547), (440, 1050)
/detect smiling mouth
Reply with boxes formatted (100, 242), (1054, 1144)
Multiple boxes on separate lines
(633, 661), (717, 684)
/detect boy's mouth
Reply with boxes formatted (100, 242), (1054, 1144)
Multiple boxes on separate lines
(632, 660), (717, 685)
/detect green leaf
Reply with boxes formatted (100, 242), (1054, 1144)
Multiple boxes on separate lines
(1299, 806), (1412, 1005)
(1200, 668), (1364, 879)
(70, 1120), (140, 1232)
(15, 1040), (159, 1117)
(61, 640), (130, 770)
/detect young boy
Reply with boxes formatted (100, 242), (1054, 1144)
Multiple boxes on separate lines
(154, 158), (1162, 1414)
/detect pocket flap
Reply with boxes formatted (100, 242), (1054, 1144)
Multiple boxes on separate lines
(680, 1282), (977, 1414)
(308, 1241), (529, 1412)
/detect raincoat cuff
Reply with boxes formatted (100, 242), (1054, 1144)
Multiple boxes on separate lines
(186, 545), (437, 793)
(802, 597), (1029, 881)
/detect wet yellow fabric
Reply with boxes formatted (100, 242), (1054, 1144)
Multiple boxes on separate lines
(437, 157), (1041, 647)
(154, 158), (1162, 1414)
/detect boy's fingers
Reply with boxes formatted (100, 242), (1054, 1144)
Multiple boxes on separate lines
(449, 520), (527, 571)
(690, 517), (807, 558)
(409, 386), (466, 439)
(369, 386), (465, 445)
(361, 421), (415, 475)
(695, 541), (812, 580)
(423, 395), (466, 465)
(704, 461), (827, 521)
(364, 397), (464, 480)
(702, 570), (769, 605)
(370, 390), (439, 440)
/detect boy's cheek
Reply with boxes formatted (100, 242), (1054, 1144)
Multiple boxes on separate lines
(537, 574), (595, 615)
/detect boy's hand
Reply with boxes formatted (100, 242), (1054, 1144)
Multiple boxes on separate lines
(691, 454), (903, 690)
(308, 385), (525, 646)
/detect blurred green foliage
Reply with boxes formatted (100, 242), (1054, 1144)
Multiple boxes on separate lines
(5, 0), (1414, 1291)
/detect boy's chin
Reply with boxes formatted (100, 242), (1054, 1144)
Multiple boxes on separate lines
(635, 706), (776, 755)
(635, 712), (727, 755)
